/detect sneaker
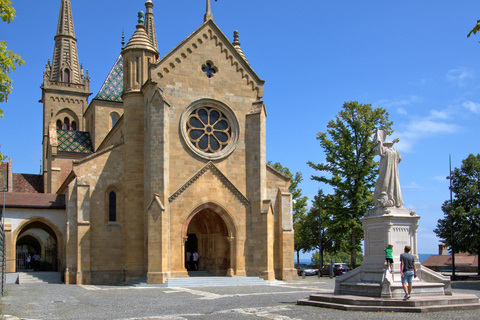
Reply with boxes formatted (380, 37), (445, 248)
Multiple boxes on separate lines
(403, 294), (409, 300)
(405, 294), (411, 300)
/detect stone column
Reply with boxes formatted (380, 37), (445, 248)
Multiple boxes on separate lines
(144, 88), (171, 284)
(245, 101), (273, 280)
(76, 178), (91, 284)
(4, 222), (13, 272)
(183, 237), (188, 271)
(227, 237), (235, 276)
(64, 181), (78, 284)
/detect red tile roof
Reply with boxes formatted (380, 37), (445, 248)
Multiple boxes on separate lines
(0, 162), (7, 188)
(12, 173), (43, 193)
(423, 253), (478, 267)
(0, 192), (65, 209)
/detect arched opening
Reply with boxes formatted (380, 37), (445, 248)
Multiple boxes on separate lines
(71, 121), (77, 131)
(63, 117), (70, 130)
(63, 68), (70, 83)
(110, 112), (119, 129)
(56, 119), (62, 130)
(184, 204), (235, 276)
(109, 191), (117, 222)
(14, 220), (60, 272)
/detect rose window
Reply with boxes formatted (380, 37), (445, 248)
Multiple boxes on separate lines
(187, 107), (231, 153)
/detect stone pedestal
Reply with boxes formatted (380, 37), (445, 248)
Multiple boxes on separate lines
(334, 207), (451, 298)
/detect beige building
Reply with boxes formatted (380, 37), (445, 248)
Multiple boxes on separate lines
(0, 0), (296, 284)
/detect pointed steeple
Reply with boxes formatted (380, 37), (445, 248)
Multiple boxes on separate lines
(49, 0), (83, 84)
(144, 0), (158, 52)
(204, 0), (213, 22)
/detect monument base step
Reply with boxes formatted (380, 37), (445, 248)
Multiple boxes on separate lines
(297, 293), (480, 313)
(338, 280), (447, 298)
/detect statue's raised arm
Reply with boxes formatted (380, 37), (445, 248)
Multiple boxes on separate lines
(374, 129), (403, 208)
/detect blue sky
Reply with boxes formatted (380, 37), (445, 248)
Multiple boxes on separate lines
(1, 1), (480, 258)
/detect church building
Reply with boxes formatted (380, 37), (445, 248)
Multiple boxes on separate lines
(1, 0), (296, 284)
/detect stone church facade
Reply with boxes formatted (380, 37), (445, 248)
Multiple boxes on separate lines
(1, 0), (296, 284)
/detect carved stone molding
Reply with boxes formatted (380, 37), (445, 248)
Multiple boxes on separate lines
(168, 161), (249, 206)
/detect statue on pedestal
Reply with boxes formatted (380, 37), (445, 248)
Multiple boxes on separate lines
(374, 129), (403, 208)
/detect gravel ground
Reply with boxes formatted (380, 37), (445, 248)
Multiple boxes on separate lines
(1, 276), (480, 320)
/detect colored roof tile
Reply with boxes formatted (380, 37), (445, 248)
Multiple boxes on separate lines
(94, 54), (123, 102)
(57, 130), (93, 154)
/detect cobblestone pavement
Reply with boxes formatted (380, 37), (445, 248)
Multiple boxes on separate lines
(2, 276), (480, 320)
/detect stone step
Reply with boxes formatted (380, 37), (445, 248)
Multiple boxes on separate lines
(338, 280), (447, 298)
(297, 293), (480, 313)
(121, 276), (274, 288)
(18, 272), (62, 284)
(165, 276), (269, 287)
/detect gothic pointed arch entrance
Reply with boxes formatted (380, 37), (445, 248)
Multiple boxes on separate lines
(183, 203), (236, 276)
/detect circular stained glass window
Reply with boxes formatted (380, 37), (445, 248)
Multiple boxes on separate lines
(181, 99), (239, 160)
(187, 107), (231, 153)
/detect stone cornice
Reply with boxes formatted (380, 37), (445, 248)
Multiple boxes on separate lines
(168, 161), (249, 206)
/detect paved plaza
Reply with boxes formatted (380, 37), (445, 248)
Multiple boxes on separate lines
(2, 276), (480, 320)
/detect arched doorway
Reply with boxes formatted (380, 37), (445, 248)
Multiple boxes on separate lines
(184, 203), (236, 276)
(14, 219), (61, 272)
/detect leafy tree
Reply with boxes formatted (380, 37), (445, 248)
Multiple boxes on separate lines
(307, 101), (394, 268)
(1, 0), (24, 159)
(434, 154), (480, 275)
(301, 189), (336, 268)
(468, 20), (480, 38)
(267, 161), (309, 264)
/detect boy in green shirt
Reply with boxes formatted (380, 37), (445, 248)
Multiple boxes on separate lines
(385, 244), (394, 273)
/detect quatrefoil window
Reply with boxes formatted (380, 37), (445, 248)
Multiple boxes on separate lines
(187, 107), (231, 153)
(201, 62), (217, 78)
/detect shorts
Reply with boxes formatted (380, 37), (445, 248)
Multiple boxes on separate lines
(385, 258), (393, 264)
(401, 270), (414, 284)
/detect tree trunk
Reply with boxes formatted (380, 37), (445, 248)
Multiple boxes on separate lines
(296, 250), (300, 265)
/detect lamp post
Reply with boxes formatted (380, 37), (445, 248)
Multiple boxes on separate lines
(448, 155), (456, 281)
(318, 209), (322, 278)
(2, 184), (5, 296)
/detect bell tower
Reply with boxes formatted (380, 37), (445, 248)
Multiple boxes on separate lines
(40, 0), (91, 192)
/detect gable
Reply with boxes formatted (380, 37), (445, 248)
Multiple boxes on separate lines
(169, 161), (249, 206)
(151, 20), (264, 99)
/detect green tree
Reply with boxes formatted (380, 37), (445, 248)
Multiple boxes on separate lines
(468, 20), (480, 38)
(307, 101), (394, 269)
(267, 161), (309, 264)
(301, 189), (335, 268)
(434, 154), (480, 275)
(1, 0), (25, 159)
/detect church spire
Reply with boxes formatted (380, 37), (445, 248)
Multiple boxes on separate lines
(49, 0), (83, 84)
(204, 0), (213, 22)
(144, 0), (158, 52)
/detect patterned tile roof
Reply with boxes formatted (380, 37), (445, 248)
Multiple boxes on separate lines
(94, 54), (123, 102)
(57, 130), (93, 154)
